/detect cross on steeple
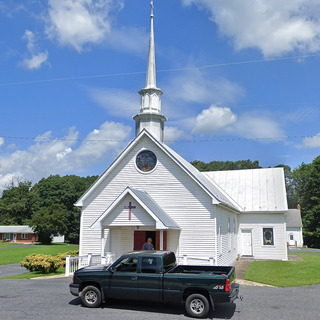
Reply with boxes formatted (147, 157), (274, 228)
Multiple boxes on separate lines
(124, 202), (136, 220)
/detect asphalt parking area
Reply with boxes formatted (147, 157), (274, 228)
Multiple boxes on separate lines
(0, 278), (319, 320)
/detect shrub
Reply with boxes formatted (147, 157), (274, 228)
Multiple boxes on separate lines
(56, 250), (79, 266)
(20, 254), (64, 273)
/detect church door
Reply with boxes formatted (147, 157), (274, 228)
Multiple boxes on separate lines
(241, 230), (253, 256)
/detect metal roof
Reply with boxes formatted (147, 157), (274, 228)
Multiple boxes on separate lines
(204, 168), (288, 212)
(0, 226), (34, 233)
(286, 209), (303, 228)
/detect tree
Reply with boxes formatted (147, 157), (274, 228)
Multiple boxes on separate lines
(30, 204), (68, 244)
(191, 159), (261, 172)
(293, 156), (320, 248)
(0, 179), (35, 225)
(31, 175), (98, 243)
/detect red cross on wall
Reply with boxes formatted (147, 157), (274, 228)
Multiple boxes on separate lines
(124, 202), (136, 220)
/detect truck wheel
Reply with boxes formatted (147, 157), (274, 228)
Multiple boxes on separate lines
(185, 293), (209, 318)
(80, 286), (102, 308)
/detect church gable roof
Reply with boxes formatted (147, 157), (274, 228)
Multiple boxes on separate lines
(91, 187), (179, 230)
(204, 168), (288, 212)
(75, 130), (241, 212)
(286, 209), (303, 228)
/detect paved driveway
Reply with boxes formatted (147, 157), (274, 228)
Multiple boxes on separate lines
(0, 264), (29, 277)
(0, 278), (319, 320)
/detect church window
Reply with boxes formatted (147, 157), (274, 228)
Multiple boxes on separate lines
(136, 150), (157, 172)
(290, 234), (294, 241)
(263, 228), (274, 245)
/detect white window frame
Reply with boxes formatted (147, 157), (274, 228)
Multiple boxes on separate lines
(3, 233), (11, 241)
(21, 233), (28, 239)
(262, 227), (275, 246)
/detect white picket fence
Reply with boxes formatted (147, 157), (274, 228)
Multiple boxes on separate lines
(65, 252), (115, 277)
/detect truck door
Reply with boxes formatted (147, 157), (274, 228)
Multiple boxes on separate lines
(108, 256), (139, 299)
(138, 256), (162, 301)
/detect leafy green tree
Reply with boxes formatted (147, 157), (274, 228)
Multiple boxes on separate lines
(31, 175), (97, 243)
(191, 159), (261, 172)
(30, 204), (68, 244)
(293, 157), (320, 248)
(0, 179), (35, 225)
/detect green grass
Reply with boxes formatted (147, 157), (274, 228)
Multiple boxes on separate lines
(244, 253), (320, 287)
(0, 242), (20, 247)
(0, 243), (79, 265)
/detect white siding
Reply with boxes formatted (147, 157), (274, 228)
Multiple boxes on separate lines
(216, 206), (238, 266)
(104, 194), (155, 227)
(238, 213), (288, 260)
(110, 228), (134, 260)
(79, 136), (218, 259)
(287, 227), (303, 247)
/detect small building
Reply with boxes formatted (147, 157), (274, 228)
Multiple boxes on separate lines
(0, 225), (65, 244)
(286, 209), (303, 247)
(0, 226), (37, 243)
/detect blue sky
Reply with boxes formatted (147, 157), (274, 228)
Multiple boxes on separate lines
(1, 0), (320, 191)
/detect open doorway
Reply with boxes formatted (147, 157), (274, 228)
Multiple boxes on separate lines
(134, 231), (156, 250)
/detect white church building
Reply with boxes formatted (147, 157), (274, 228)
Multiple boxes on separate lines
(75, 4), (288, 265)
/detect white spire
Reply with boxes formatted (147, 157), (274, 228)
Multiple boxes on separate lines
(133, 1), (167, 142)
(146, 1), (156, 88)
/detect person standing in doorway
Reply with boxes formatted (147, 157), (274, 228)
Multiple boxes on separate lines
(142, 237), (154, 250)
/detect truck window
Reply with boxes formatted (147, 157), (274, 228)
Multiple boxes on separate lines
(141, 257), (157, 273)
(163, 252), (176, 272)
(114, 257), (137, 272)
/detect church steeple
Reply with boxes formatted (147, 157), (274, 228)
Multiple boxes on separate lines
(133, 1), (167, 142)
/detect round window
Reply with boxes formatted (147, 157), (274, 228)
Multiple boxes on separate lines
(136, 150), (157, 172)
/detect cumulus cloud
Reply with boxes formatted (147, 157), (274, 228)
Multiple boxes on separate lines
(192, 105), (237, 135)
(20, 30), (48, 70)
(303, 133), (320, 148)
(164, 126), (190, 144)
(0, 137), (4, 148)
(182, 0), (320, 57)
(0, 121), (131, 192)
(46, 0), (114, 52)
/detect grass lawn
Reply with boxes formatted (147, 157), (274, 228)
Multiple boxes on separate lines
(0, 243), (79, 265)
(244, 253), (320, 287)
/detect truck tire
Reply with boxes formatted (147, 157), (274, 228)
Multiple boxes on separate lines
(80, 285), (102, 308)
(185, 293), (209, 318)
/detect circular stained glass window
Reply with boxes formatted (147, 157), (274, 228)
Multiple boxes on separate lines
(136, 150), (157, 172)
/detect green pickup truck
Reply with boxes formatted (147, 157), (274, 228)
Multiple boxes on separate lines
(69, 250), (240, 318)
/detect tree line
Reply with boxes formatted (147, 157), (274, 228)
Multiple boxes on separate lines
(1, 157), (319, 247)
(0, 175), (97, 244)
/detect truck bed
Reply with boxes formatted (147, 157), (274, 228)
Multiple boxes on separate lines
(168, 265), (234, 276)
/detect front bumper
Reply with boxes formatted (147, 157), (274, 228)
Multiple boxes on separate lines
(69, 283), (80, 296)
(229, 283), (240, 302)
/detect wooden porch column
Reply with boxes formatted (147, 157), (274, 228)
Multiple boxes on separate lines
(101, 228), (105, 257)
(160, 230), (164, 250)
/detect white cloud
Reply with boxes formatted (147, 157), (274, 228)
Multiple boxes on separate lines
(303, 133), (320, 148)
(0, 137), (4, 148)
(46, 0), (114, 52)
(182, 0), (320, 56)
(192, 105), (237, 135)
(89, 88), (138, 117)
(164, 127), (190, 144)
(0, 121), (131, 192)
(232, 113), (285, 139)
(20, 30), (48, 70)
